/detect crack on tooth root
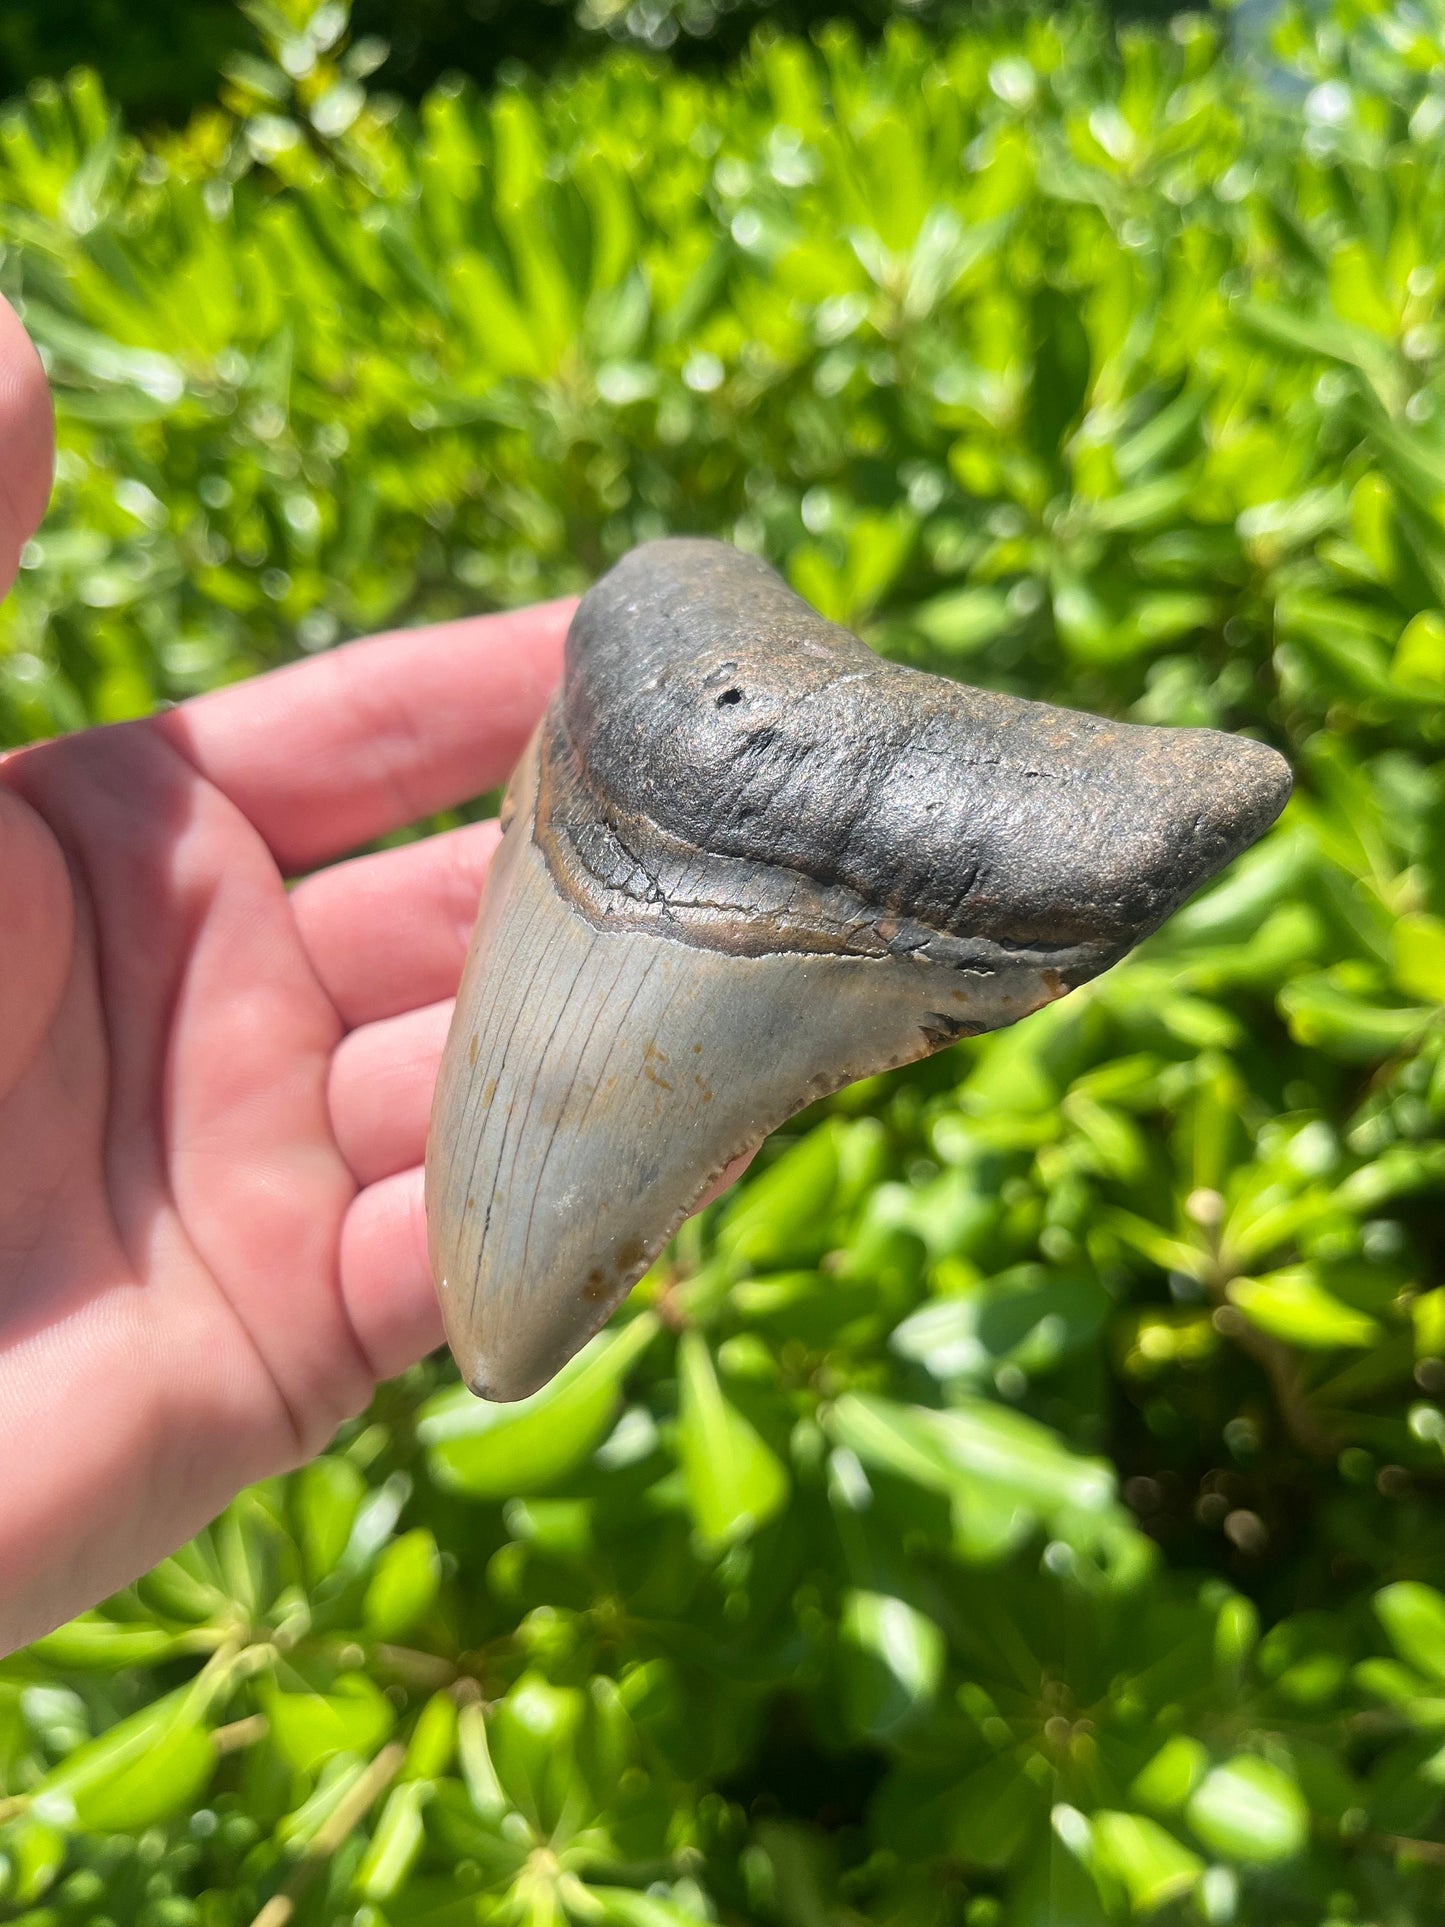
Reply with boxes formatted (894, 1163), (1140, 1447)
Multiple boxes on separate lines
(534, 707), (1114, 977)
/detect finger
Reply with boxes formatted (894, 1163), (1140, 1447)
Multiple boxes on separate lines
(340, 1167), (445, 1384)
(330, 1000), (450, 1187)
(697, 1150), (756, 1213)
(0, 783), (75, 1097)
(293, 819), (499, 1029)
(155, 598), (574, 874)
(0, 296), (55, 598)
(337, 1145), (757, 1390)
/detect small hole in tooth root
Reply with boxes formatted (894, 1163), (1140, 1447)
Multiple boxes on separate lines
(716, 687), (743, 707)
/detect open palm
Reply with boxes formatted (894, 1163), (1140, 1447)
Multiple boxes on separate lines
(0, 298), (570, 1652)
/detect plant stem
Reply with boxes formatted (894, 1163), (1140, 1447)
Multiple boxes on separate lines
(247, 1740), (405, 1927)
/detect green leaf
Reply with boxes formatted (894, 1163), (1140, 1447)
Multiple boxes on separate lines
(26, 1613), (192, 1670)
(402, 1693), (458, 1782)
(1415, 1288), (1445, 1360)
(1215, 1594), (1259, 1676)
(1278, 971), (1431, 1060)
(35, 1686), (215, 1832)
(912, 585), (1012, 655)
(264, 1674), (395, 1776)
(293, 1454), (367, 1585)
(457, 1699), (510, 1822)
(718, 1123), (839, 1269)
(1336, 1143), (1445, 1213)
(827, 1392), (1115, 1518)
(592, 1891), (717, 1927)
(488, 1674), (586, 1832)
(1029, 284), (1091, 463)
(1375, 1582), (1445, 1685)
(1234, 297), (1386, 378)
(891, 1267), (1110, 1382)
(419, 1313), (658, 1498)
(1394, 610), (1445, 690)
(1090, 1810), (1204, 1914)
(363, 1528), (442, 1640)
(838, 1590), (946, 1737)
(1, 1819), (65, 1905)
(1106, 1209), (1211, 1281)
(1186, 1756), (1309, 1863)
(1394, 913), (1445, 1003)
(676, 1330), (789, 1548)
(1227, 1267), (1381, 1349)
(355, 1779), (430, 1901)
(1131, 1736), (1209, 1813)
(943, 1756), (1040, 1868)
(275, 1754), (369, 1850)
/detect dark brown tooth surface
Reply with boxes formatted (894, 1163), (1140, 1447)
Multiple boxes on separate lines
(426, 537), (1292, 1402)
(558, 538), (1291, 960)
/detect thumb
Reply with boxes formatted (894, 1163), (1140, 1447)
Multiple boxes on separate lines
(0, 294), (55, 600)
(0, 782), (74, 1097)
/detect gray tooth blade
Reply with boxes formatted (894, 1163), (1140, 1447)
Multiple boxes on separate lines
(425, 747), (1061, 1403)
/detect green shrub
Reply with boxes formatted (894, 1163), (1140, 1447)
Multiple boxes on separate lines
(1, 0), (1444, 1920)
(0, 0), (1026, 128)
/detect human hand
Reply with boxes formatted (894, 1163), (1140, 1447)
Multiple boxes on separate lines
(0, 296), (573, 1653)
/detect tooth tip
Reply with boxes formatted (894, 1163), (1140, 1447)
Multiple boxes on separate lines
(1186, 732), (1292, 864)
(461, 1354), (546, 1405)
(465, 1373), (515, 1405)
(1235, 738), (1293, 829)
(452, 1319), (575, 1404)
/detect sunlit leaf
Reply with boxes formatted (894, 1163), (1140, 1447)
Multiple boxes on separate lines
(419, 1315), (658, 1498)
(1375, 1582), (1445, 1685)
(1186, 1756), (1309, 1863)
(676, 1330), (789, 1547)
(1227, 1267), (1381, 1349)
(363, 1529), (442, 1640)
(838, 1590), (945, 1736)
(1090, 1809), (1204, 1913)
(264, 1675), (395, 1776)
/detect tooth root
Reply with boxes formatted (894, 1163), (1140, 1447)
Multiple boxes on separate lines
(425, 751), (1061, 1404)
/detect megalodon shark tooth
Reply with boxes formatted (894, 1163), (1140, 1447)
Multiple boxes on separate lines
(425, 537), (1291, 1401)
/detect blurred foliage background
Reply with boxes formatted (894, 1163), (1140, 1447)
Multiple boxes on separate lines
(2, 0), (1445, 1921)
(0, 0), (1184, 125)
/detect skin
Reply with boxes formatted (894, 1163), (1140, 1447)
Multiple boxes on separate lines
(0, 296), (594, 1654)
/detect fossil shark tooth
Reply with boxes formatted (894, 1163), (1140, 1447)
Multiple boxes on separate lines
(425, 537), (1291, 1401)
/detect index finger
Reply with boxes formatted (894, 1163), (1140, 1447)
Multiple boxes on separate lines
(155, 599), (575, 873)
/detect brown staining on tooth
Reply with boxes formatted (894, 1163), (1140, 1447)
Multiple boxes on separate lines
(642, 1041), (673, 1090)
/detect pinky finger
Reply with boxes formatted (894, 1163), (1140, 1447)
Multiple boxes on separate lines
(340, 1167), (445, 1385)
